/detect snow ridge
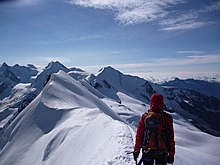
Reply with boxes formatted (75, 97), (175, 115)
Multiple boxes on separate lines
(0, 71), (133, 165)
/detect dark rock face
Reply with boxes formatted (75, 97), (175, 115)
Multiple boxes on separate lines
(163, 78), (220, 100)
(163, 87), (220, 136)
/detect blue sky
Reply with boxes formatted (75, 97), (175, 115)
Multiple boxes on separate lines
(1, 0), (220, 76)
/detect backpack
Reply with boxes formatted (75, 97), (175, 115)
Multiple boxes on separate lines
(143, 111), (167, 151)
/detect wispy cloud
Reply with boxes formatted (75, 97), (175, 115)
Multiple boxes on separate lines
(160, 21), (208, 31)
(203, 1), (220, 12)
(158, 1), (219, 31)
(68, 0), (219, 31)
(177, 50), (206, 54)
(185, 55), (220, 65)
(109, 51), (121, 54)
(79, 54), (220, 73)
(141, 54), (220, 67)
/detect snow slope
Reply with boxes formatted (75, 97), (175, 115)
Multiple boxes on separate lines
(0, 71), (133, 165)
(172, 112), (220, 165)
(86, 66), (220, 136)
(102, 92), (220, 165)
(0, 61), (86, 132)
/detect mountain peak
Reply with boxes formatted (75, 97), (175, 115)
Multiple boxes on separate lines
(97, 66), (121, 75)
(0, 63), (20, 83)
(174, 77), (180, 81)
(45, 61), (64, 68)
(27, 64), (37, 70)
(2, 62), (10, 69)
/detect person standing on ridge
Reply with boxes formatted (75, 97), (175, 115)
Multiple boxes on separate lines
(133, 94), (175, 165)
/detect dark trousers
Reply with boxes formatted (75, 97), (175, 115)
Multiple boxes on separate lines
(142, 150), (167, 165)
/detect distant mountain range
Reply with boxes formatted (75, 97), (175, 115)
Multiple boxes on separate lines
(0, 61), (220, 165)
(1, 61), (220, 136)
(162, 77), (220, 100)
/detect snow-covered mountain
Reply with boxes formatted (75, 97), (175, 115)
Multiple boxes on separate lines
(161, 78), (220, 136)
(33, 61), (86, 92)
(0, 63), (20, 100)
(162, 77), (220, 100)
(0, 62), (220, 165)
(0, 71), (133, 165)
(161, 86), (220, 136)
(10, 64), (38, 83)
(85, 66), (220, 136)
(0, 61), (86, 130)
(86, 66), (153, 104)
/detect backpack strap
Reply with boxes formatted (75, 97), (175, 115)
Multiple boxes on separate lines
(160, 111), (166, 127)
(142, 112), (149, 147)
(160, 111), (170, 152)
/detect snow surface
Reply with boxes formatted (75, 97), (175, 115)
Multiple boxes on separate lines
(0, 69), (220, 165)
(0, 71), (132, 165)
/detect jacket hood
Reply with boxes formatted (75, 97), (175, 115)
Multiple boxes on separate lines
(150, 94), (164, 113)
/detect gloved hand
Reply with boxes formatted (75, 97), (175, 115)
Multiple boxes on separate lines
(167, 154), (174, 164)
(133, 151), (140, 161)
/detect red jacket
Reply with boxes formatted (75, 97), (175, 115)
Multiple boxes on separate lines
(134, 94), (175, 158)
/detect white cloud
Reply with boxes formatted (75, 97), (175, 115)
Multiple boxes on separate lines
(177, 50), (206, 54)
(161, 21), (207, 31)
(68, 0), (184, 25)
(68, 0), (219, 31)
(158, 5), (215, 31)
(148, 55), (220, 66)
(80, 64), (220, 83)
(69, 0), (138, 9)
(186, 55), (220, 64)
(115, 1), (169, 25)
(130, 71), (220, 83)
(79, 54), (220, 73)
